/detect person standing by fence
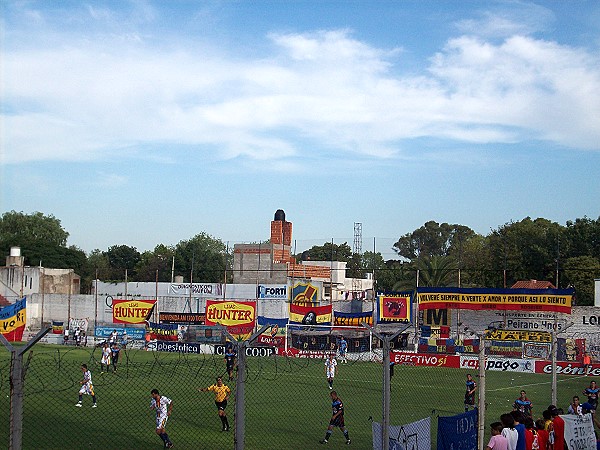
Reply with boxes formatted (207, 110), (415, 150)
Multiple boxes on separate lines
(464, 373), (477, 412)
(320, 391), (350, 445)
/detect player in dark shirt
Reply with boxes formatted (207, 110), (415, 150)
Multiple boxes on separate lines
(464, 373), (477, 412)
(583, 380), (599, 410)
(224, 343), (237, 381)
(320, 391), (350, 445)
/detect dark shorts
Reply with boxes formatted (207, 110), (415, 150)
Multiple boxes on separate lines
(330, 415), (345, 428)
(464, 393), (475, 406)
(216, 400), (227, 411)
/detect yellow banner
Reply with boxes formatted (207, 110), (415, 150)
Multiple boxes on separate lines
(112, 299), (156, 324)
(205, 301), (256, 327)
(0, 308), (26, 333)
(486, 329), (551, 342)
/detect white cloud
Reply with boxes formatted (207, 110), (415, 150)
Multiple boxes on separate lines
(1, 7), (599, 170)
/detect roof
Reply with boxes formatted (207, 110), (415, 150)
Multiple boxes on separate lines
(0, 294), (11, 307)
(510, 280), (556, 289)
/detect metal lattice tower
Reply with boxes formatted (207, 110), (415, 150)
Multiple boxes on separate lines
(352, 223), (362, 297)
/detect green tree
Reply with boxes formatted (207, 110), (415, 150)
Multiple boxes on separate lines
(174, 233), (229, 283)
(562, 256), (600, 306)
(135, 244), (176, 282)
(104, 245), (141, 280)
(393, 221), (476, 260)
(563, 216), (600, 260)
(300, 242), (352, 262)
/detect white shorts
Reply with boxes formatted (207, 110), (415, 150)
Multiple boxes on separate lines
(326, 370), (335, 378)
(79, 384), (94, 396)
(101, 356), (111, 365)
(156, 414), (168, 430)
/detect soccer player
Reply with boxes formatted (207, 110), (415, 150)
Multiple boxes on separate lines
(583, 380), (599, 410)
(111, 343), (120, 373)
(464, 374), (477, 412)
(325, 353), (337, 390)
(150, 389), (174, 449)
(338, 337), (348, 364)
(512, 390), (532, 417)
(199, 377), (231, 431)
(75, 364), (97, 408)
(100, 342), (111, 373)
(320, 391), (350, 445)
(224, 343), (237, 381)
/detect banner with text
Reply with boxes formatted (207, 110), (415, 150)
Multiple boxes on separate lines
(205, 300), (256, 338)
(486, 329), (552, 342)
(0, 297), (26, 342)
(168, 283), (222, 296)
(112, 299), (157, 324)
(333, 311), (373, 326)
(256, 316), (288, 347)
(437, 409), (477, 450)
(562, 413), (595, 450)
(372, 417), (431, 450)
(289, 303), (332, 325)
(417, 287), (573, 313)
(159, 312), (206, 324)
(146, 322), (178, 341)
(377, 293), (411, 322)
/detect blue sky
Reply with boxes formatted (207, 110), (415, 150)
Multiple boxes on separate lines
(1, 1), (599, 258)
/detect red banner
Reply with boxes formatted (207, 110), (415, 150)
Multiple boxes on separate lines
(289, 303), (332, 325)
(534, 360), (600, 376)
(390, 351), (460, 368)
(0, 298), (26, 342)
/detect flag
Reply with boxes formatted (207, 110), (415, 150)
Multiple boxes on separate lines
(52, 321), (64, 334)
(0, 297), (27, 342)
(145, 303), (157, 322)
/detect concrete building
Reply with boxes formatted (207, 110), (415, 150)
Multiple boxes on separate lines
(0, 247), (80, 304)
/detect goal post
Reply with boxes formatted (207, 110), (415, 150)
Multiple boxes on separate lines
(284, 323), (373, 360)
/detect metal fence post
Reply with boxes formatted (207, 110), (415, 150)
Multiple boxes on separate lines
(223, 325), (269, 450)
(0, 327), (51, 450)
(477, 338), (486, 450)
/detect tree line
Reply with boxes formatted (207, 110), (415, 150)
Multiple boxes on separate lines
(1, 211), (599, 304)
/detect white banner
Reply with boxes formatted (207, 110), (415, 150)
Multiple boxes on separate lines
(459, 355), (535, 373)
(562, 413), (595, 450)
(372, 417), (431, 450)
(168, 283), (222, 296)
(69, 318), (89, 332)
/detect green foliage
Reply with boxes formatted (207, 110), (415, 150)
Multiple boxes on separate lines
(393, 221), (476, 260)
(301, 242), (352, 262)
(174, 232), (229, 283)
(562, 256), (600, 305)
(134, 244), (176, 282)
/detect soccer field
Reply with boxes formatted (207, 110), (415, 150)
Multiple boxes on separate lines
(0, 344), (588, 449)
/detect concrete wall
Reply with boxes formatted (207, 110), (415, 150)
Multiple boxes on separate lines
(0, 266), (80, 300)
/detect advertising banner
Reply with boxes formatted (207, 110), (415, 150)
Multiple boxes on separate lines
(146, 322), (178, 341)
(112, 299), (156, 324)
(333, 311), (373, 326)
(205, 300), (256, 337)
(372, 417), (431, 450)
(437, 409), (477, 450)
(290, 282), (319, 305)
(94, 326), (145, 340)
(562, 414), (595, 450)
(417, 287), (573, 313)
(159, 312), (205, 324)
(0, 297), (26, 342)
(523, 342), (552, 359)
(534, 360), (600, 376)
(377, 293), (411, 322)
(168, 283), (222, 296)
(213, 345), (277, 357)
(460, 356), (535, 373)
(289, 303), (332, 325)
(391, 351), (460, 368)
(257, 285), (288, 299)
(486, 329), (552, 342)
(149, 340), (202, 354)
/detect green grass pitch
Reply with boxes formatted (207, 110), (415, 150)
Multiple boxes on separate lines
(0, 345), (590, 449)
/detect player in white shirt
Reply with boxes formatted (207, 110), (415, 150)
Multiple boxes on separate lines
(75, 364), (97, 408)
(100, 343), (111, 373)
(325, 353), (338, 390)
(150, 389), (174, 448)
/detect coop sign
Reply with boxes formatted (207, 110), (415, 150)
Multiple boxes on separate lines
(112, 299), (156, 324)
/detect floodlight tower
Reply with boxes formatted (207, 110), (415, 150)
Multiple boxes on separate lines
(352, 223), (362, 300)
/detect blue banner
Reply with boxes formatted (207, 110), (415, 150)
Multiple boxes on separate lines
(95, 326), (145, 340)
(257, 316), (289, 327)
(437, 409), (477, 450)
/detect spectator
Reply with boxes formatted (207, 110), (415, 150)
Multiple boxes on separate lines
(523, 416), (536, 450)
(501, 413), (518, 450)
(568, 396), (582, 415)
(549, 406), (565, 450)
(535, 419), (549, 450)
(510, 411), (526, 450)
(486, 422), (509, 450)
(583, 380), (599, 410)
